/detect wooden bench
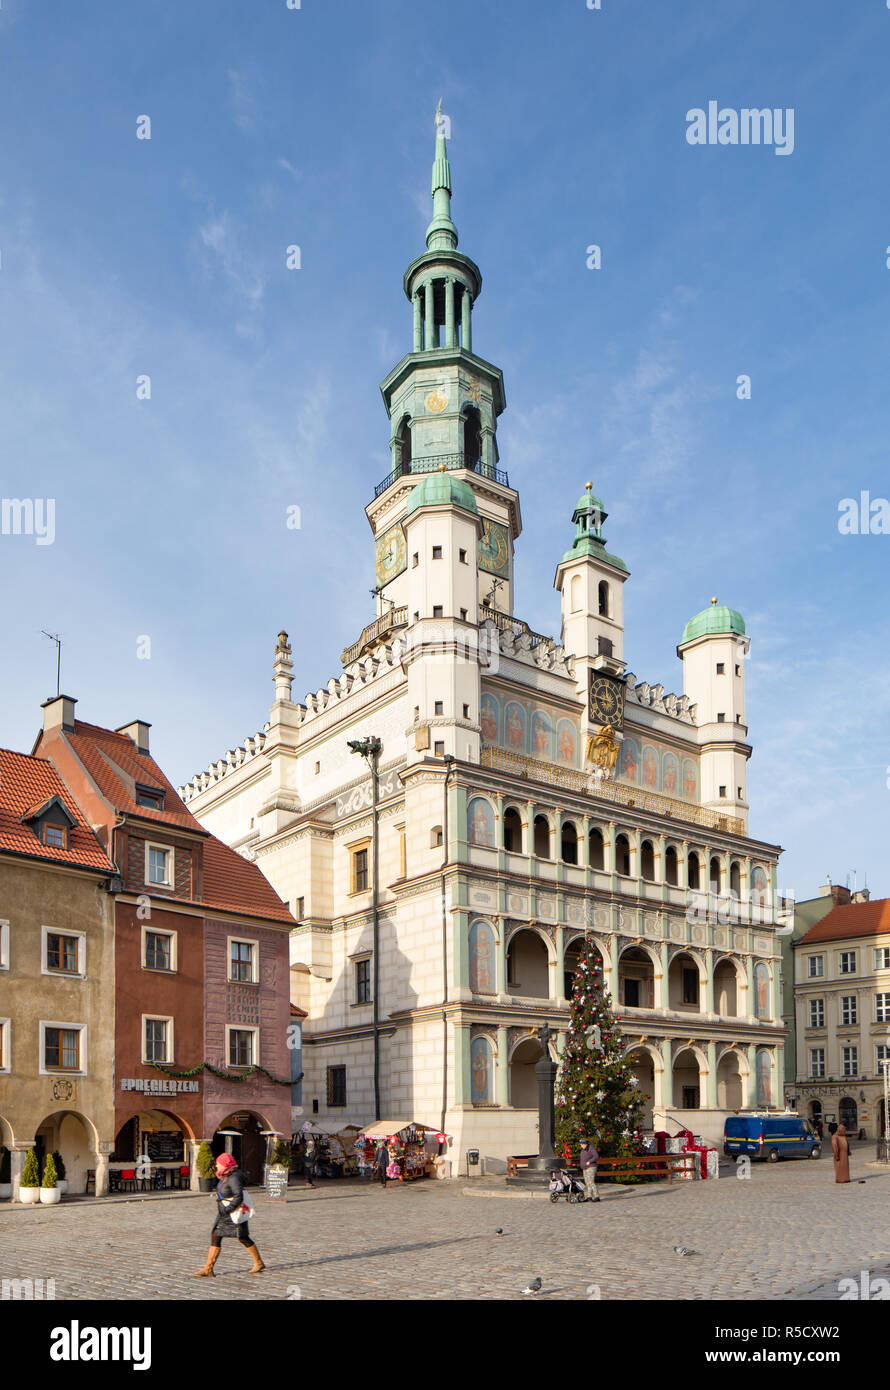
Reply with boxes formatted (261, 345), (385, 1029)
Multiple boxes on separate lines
(506, 1155), (537, 1177)
(592, 1153), (697, 1184)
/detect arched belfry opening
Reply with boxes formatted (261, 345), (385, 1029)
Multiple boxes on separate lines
(462, 406), (482, 469)
(395, 415), (412, 474)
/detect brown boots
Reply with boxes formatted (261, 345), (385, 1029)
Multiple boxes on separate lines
(193, 1246), (221, 1278)
(245, 1243), (265, 1274)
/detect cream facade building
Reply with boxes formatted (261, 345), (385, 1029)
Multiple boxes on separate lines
(180, 124), (788, 1163)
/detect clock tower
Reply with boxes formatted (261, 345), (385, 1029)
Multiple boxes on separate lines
(365, 111), (521, 624)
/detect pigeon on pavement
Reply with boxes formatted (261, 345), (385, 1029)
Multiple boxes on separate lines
(495, 1227), (504, 1235)
(522, 1277), (543, 1294)
(673, 1246), (698, 1256)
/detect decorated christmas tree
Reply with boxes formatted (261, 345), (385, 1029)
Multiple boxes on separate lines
(555, 934), (647, 1167)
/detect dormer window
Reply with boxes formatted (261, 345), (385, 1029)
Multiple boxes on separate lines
(21, 795), (76, 852)
(136, 784), (164, 811)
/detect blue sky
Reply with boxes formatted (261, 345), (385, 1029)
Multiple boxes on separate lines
(1, 0), (888, 901)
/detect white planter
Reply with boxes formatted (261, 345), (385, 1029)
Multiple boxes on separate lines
(19, 1187), (40, 1205)
(56, 1180), (68, 1194)
(0, 1183), (12, 1200)
(39, 1187), (61, 1205)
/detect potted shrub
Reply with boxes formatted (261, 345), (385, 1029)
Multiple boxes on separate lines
(196, 1141), (216, 1192)
(40, 1151), (61, 1204)
(19, 1147), (41, 1204)
(52, 1150), (67, 1195)
(0, 1147), (11, 1200)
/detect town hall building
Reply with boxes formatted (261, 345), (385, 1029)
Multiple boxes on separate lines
(180, 119), (787, 1164)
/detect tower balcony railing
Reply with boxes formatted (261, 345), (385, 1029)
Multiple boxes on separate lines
(340, 606), (409, 666)
(373, 453), (510, 499)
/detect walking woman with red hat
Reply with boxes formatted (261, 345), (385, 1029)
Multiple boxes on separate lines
(194, 1151), (265, 1277)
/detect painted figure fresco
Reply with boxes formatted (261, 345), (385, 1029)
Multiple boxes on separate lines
(642, 745), (659, 789)
(619, 738), (639, 783)
(682, 758), (698, 800)
(505, 701), (525, 750)
(467, 796), (495, 848)
(480, 693), (498, 743)
(756, 1049), (772, 1107)
(532, 711), (552, 757)
(469, 920), (496, 993)
(471, 1036), (493, 1104)
(662, 751), (679, 795)
(557, 718), (577, 765)
(751, 866), (769, 906)
(754, 962), (770, 1018)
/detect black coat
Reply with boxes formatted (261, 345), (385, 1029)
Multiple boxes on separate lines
(212, 1168), (250, 1240)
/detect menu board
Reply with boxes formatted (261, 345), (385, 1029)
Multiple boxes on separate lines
(265, 1164), (288, 1202)
(146, 1133), (185, 1162)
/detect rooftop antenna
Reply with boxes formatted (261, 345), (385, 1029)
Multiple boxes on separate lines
(41, 630), (62, 698)
(852, 869), (857, 894)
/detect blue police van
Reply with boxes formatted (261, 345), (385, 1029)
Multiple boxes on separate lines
(723, 1112), (821, 1162)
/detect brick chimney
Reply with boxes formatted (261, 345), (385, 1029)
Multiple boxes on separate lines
(41, 694), (77, 734)
(116, 720), (151, 756)
(818, 878), (852, 906)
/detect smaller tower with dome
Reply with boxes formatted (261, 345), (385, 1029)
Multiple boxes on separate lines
(678, 596), (750, 818)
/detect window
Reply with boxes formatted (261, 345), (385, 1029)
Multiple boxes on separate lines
(589, 827), (605, 870)
(296, 897), (305, 920)
(615, 834), (631, 876)
(459, 549), (467, 564)
(839, 951), (857, 974)
(875, 947), (890, 970)
(315, 761), (320, 775)
(716, 663), (725, 674)
(135, 786), (163, 810)
(807, 955), (824, 979)
(503, 807), (522, 853)
(434, 741), (445, 756)
(351, 845), (370, 893)
(877, 1045), (890, 1075)
(687, 852), (700, 890)
(533, 815), (551, 859)
(810, 1048), (826, 1079)
(0, 919), (7, 970)
(737, 787), (743, 799)
(143, 1017), (171, 1063)
(43, 1025), (81, 1072)
(229, 939), (256, 984)
(327, 1065), (347, 1107)
(665, 845), (678, 886)
(432, 605), (443, 618)
(144, 930), (175, 972)
(842, 1046), (858, 1078)
(718, 786), (726, 798)
(808, 999), (824, 1028)
(146, 843), (173, 887)
(682, 968), (699, 1005)
(355, 959), (371, 1004)
(460, 608), (467, 621)
(735, 664), (740, 676)
(0, 1018), (8, 1071)
(227, 1028), (256, 1067)
(597, 581), (609, 617)
(716, 712), (725, 723)
(875, 992), (890, 1024)
(434, 701), (444, 715)
(43, 823), (68, 849)
(463, 704), (469, 718)
(624, 978), (640, 1007)
(841, 995), (857, 1026)
(44, 931), (81, 975)
(432, 545), (442, 559)
(562, 822), (579, 865)
(412, 553), (419, 568)
(597, 636), (613, 657)
(640, 839), (655, 881)
(431, 825), (443, 848)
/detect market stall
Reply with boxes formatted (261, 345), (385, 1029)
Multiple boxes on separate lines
(355, 1121), (437, 1182)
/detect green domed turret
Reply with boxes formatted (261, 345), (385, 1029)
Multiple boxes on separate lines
(404, 470), (478, 519)
(559, 481), (627, 573)
(679, 598), (746, 646)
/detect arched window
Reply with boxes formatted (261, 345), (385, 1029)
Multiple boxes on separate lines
(462, 407), (482, 469)
(665, 845), (679, 886)
(570, 574), (582, 613)
(615, 833), (631, 876)
(598, 580), (609, 617)
(640, 840), (655, 881)
(430, 825), (443, 848)
(533, 815), (551, 859)
(729, 861), (741, 897)
(688, 851), (700, 890)
(561, 821), (578, 865)
(503, 806), (523, 853)
(710, 857), (721, 893)
(588, 826), (605, 870)
(395, 415), (411, 474)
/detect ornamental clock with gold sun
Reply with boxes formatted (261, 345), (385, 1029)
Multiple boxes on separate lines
(478, 517), (510, 577)
(375, 523), (407, 587)
(588, 670), (626, 731)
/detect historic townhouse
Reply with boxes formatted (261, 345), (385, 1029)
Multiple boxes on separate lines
(180, 121), (787, 1163)
(0, 747), (116, 1198)
(35, 697), (295, 1184)
(790, 894), (890, 1139)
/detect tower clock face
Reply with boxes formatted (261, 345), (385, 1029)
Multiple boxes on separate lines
(588, 672), (626, 731)
(375, 524), (407, 586)
(478, 518), (510, 577)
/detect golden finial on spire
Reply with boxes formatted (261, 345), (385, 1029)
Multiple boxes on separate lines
(710, 596), (718, 605)
(585, 481), (593, 491)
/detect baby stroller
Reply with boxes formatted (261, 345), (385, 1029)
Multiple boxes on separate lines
(548, 1168), (587, 1204)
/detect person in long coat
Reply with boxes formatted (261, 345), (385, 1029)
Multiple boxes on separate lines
(831, 1123), (851, 1184)
(375, 1141), (389, 1189)
(193, 1152), (264, 1276)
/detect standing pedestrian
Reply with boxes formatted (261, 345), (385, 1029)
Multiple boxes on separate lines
(193, 1152), (264, 1277)
(831, 1123), (851, 1184)
(579, 1138), (600, 1203)
(375, 1140), (389, 1189)
(303, 1135), (318, 1188)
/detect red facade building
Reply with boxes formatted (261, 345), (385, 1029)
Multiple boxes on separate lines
(35, 696), (295, 1185)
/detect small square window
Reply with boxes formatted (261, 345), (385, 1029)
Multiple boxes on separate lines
(434, 741), (445, 757)
(352, 847), (369, 893)
(459, 549), (467, 564)
(716, 712), (725, 723)
(229, 940), (256, 983)
(432, 546), (442, 559)
(718, 786), (726, 798)
(144, 1017), (170, 1063)
(46, 933), (79, 973)
(434, 701), (444, 715)
(735, 664), (740, 676)
(413, 611), (420, 622)
(460, 608), (467, 621)
(716, 663), (725, 675)
(737, 787), (743, 799)
(432, 606), (443, 618)
(144, 931), (174, 971)
(463, 704), (469, 718)
(228, 1029), (255, 1067)
(43, 824), (68, 849)
(412, 553), (419, 568)
(355, 959), (371, 1004)
(296, 897), (305, 920)
(44, 1026), (81, 1071)
(327, 1065), (347, 1107)
(315, 761), (320, 775)
(147, 845), (172, 886)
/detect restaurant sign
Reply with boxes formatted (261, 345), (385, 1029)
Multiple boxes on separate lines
(120, 1078), (200, 1095)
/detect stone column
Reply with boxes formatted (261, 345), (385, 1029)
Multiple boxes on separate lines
(188, 1139), (202, 1192)
(745, 957), (755, 1021)
(746, 1043), (758, 1105)
(95, 1141), (114, 1197)
(556, 926), (566, 1003)
(413, 290), (423, 351)
(444, 277), (455, 348)
(496, 919), (507, 997)
(658, 941), (670, 1008)
(660, 1040), (674, 1109)
(607, 934), (620, 1004)
(424, 279), (435, 350)
(530, 1047), (558, 1168)
(10, 1143), (32, 1202)
(706, 1041), (718, 1108)
(496, 1026), (509, 1106)
(461, 285), (471, 352)
(454, 1025), (471, 1106)
(453, 909), (469, 992)
(704, 948), (715, 1016)
(774, 1044), (785, 1107)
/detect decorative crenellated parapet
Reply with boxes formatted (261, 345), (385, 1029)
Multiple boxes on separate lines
(178, 726), (270, 803)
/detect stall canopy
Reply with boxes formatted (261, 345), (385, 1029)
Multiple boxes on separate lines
(359, 1120), (436, 1140)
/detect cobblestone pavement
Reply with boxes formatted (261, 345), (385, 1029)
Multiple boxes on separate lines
(2, 1153), (888, 1301)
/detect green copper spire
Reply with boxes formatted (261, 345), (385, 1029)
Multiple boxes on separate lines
(560, 481), (628, 572)
(426, 101), (459, 252)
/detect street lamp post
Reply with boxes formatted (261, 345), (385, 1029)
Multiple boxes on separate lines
(348, 736), (383, 1121)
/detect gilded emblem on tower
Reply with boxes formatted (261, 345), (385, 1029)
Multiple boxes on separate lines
(375, 523), (407, 586)
(425, 388), (448, 413)
(478, 517), (509, 577)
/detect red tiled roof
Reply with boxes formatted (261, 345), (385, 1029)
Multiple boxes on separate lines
(290, 1003), (308, 1018)
(0, 748), (113, 872)
(199, 835), (294, 925)
(799, 898), (890, 943)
